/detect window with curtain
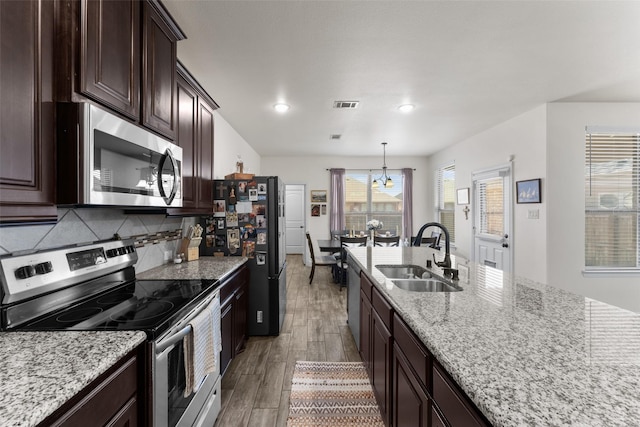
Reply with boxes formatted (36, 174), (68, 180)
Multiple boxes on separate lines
(344, 171), (404, 235)
(585, 130), (639, 271)
(436, 163), (455, 241)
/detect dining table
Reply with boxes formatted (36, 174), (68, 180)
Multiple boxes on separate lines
(317, 239), (342, 254)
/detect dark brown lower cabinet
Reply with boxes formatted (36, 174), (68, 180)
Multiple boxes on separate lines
(359, 288), (372, 370)
(219, 264), (249, 376)
(360, 274), (392, 426)
(392, 342), (429, 427)
(432, 362), (490, 427)
(361, 272), (492, 427)
(38, 346), (142, 427)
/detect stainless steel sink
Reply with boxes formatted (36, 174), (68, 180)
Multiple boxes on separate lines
(375, 264), (431, 279)
(391, 279), (462, 292)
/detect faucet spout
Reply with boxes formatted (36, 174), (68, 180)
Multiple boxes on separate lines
(413, 222), (451, 269)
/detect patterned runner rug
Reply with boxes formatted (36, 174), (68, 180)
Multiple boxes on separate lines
(287, 361), (385, 427)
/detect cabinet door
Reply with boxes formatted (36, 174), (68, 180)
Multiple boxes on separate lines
(360, 289), (372, 371)
(0, 0), (57, 223)
(220, 302), (233, 376)
(371, 308), (392, 425)
(175, 74), (198, 209)
(433, 363), (489, 427)
(197, 99), (215, 211)
(80, 0), (140, 119)
(142, 1), (177, 139)
(234, 280), (248, 354)
(393, 344), (429, 427)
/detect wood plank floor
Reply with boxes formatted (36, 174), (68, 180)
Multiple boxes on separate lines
(214, 254), (361, 427)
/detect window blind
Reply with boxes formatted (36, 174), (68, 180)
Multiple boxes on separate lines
(585, 132), (639, 269)
(478, 177), (504, 236)
(436, 164), (455, 241)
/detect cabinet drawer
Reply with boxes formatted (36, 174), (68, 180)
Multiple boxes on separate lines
(432, 363), (489, 427)
(393, 313), (430, 390)
(219, 265), (246, 305)
(371, 286), (393, 332)
(48, 354), (138, 427)
(361, 274), (373, 301)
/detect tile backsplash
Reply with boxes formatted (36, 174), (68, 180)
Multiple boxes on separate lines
(0, 208), (197, 273)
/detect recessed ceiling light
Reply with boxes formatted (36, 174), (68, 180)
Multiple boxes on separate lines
(273, 103), (290, 113)
(398, 104), (415, 113)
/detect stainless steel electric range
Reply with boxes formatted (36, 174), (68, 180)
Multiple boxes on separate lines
(0, 239), (222, 427)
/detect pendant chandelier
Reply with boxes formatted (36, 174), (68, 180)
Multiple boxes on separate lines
(372, 142), (393, 189)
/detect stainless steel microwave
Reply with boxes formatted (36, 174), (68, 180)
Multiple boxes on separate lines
(57, 103), (182, 208)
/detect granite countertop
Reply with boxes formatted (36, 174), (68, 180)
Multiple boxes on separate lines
(348, 246), (640, 426)
(0, 331), (146, 427)
(136, 256), (248, 281)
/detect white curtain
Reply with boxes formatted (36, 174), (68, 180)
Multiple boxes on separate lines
(330, 169), (345, 233)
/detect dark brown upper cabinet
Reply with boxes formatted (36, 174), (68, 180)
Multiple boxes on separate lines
(168, 63), (219, 215)
(80, 0), (140, 120)
(61, 0), (184, 139)
(142, 1), (180, 139)
(0, 0), (57, 223)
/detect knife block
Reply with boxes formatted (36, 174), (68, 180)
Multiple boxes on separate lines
(180, 237), (201, 261)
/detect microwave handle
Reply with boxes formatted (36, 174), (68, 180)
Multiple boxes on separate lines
(158, 148), (179, 205)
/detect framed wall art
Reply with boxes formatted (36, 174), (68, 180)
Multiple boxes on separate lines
(310, 190), (327, 203)
(456, 188), (470, 205)
(516, 178), (541, 204)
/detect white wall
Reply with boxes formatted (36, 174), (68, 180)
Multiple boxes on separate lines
(547, 102), (640, 313)
(214, 112), (261, 178)
(260, 155), (429, 265)
(427, 105), (548, 283)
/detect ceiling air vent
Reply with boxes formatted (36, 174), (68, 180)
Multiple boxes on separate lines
(330, 134), (342, 141)
(333, 101), (359, 109)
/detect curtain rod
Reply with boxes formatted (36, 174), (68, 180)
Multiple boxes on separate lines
(325, 168), (416, 172)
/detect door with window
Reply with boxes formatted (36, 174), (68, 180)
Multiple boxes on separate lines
(472, 165), (512, 272)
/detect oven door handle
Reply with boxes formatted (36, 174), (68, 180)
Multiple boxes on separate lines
(157, 148), (180, 205)
(155, 290), (219, 355)
(156, 324), (192, 355)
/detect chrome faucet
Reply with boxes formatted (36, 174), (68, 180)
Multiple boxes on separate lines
(413, 222), (452, 272)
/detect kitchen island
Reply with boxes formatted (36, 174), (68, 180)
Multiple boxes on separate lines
(348, 246), (640, 426)
(0, 331), (146, 427)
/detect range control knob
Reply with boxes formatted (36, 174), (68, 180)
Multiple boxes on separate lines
(35, 261), (53, 275)
(15, 265), (37, 279)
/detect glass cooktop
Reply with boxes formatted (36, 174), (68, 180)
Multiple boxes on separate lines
(22, 278), (218, 339)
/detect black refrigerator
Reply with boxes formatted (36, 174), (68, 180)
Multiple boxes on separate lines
(201, 176), (286, 336)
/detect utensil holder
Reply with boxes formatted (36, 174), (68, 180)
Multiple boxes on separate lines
(180, 237), (201, 261)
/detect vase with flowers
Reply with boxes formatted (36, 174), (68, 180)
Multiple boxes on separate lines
(366, 219), (383, 245)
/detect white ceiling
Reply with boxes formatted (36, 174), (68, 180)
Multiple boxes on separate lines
(162, 0), (640, 158)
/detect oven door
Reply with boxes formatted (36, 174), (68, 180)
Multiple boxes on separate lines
(84, 103), (183, 207)
(154, 292), (221, 427)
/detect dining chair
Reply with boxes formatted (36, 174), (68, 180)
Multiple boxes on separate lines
(335, 236), (368, 288)
(411, 235), (440, 248)
(374, 235), (400, 247)
(306, 232), (337, 285)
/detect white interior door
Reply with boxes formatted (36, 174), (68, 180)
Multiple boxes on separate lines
(285, 184), (305, 254)
(472, 165), (512, 272)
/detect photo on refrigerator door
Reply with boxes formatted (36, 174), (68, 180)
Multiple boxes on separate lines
(243, 241), (256, 258)
(257, 231), (267, 245)
(214, 200), (226, 216)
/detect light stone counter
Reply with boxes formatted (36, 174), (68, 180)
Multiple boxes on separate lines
(348, 246), (640, 426)
(136, 256), (248, 281)
(0, 331), (146, 427)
